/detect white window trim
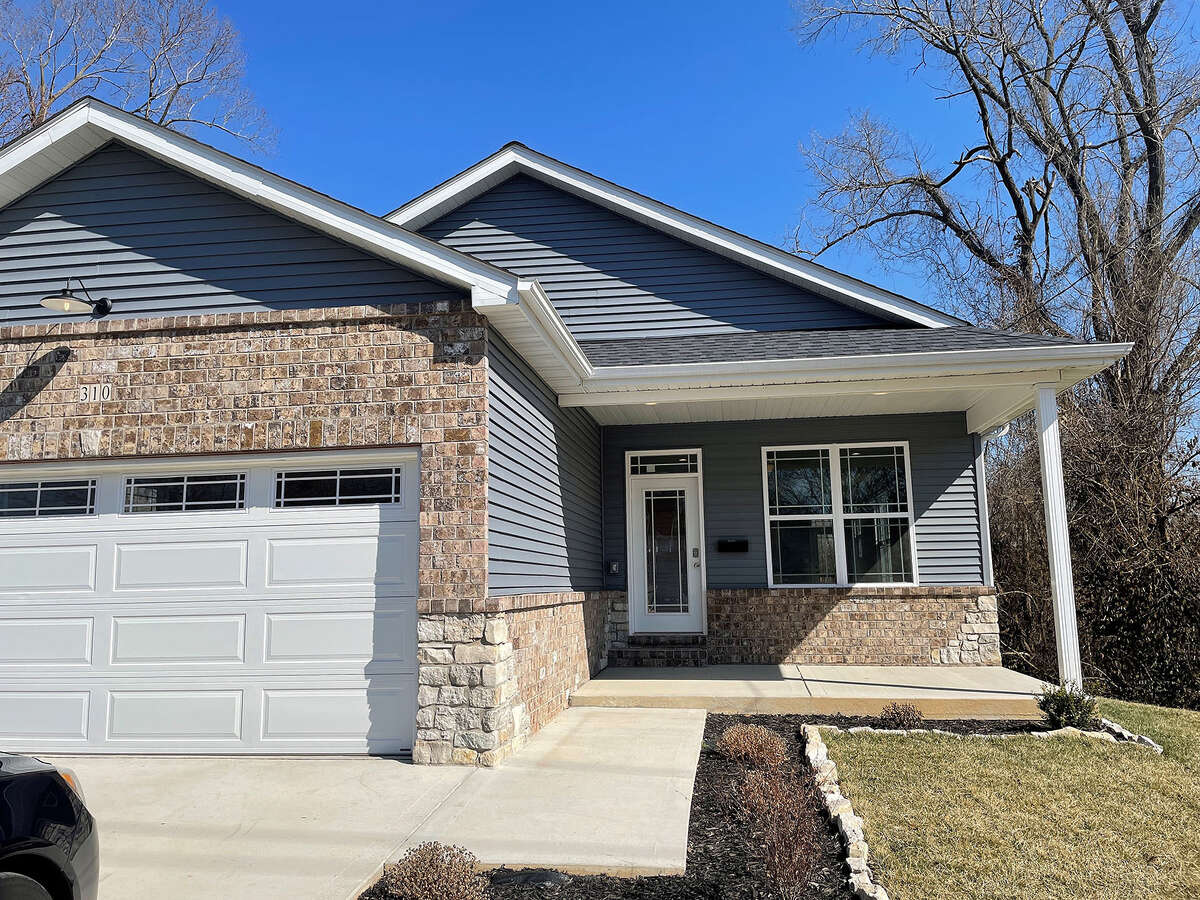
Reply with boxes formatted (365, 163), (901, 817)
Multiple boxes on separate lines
(761, 441), (920, 588)
(624, 449), (708, 635)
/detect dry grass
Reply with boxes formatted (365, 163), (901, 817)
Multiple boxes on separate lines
(824, 699), (1200, 900)
(716, 723), (788, 768)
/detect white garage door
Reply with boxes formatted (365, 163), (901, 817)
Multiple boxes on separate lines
(0, 449), (418, 754)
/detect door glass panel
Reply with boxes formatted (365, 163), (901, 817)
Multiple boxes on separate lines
(644, 489), (688, 614)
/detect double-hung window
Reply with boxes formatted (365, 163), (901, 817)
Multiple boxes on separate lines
(763, 443), (916, 586)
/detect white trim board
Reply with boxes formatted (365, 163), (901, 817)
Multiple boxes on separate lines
(387, 142), (965, 329)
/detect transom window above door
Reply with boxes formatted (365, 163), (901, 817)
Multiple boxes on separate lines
(629, 452), (699, 475)
(762, 443), (917, 586)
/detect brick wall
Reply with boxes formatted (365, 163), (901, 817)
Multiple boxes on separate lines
(704, 586), (1000, 666)
(504, 592), (614, 739)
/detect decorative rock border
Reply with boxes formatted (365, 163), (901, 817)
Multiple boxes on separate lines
(802, 718), (1163, 899)
(801, 724), (889, 900)
(1100, 717), (1165, 753)
(834, 721), (1163, 752)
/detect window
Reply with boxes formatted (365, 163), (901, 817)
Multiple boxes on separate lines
(274, 467), (404, 508)
(0, 479), (96, 517)
(763, 444), (915, 586)
(124, 473), (246, 513)
(629, 452), (699, 475)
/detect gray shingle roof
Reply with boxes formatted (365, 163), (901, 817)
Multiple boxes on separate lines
(578, 326), (1089, 367)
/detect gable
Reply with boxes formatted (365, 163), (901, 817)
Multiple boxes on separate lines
(418, 174), (899, 342)
(0, 142), (463, 325)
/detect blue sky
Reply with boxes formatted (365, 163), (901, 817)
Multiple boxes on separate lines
(225, 0), (970, 305)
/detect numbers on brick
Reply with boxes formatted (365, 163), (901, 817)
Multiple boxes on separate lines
(78, 384), (112, 402)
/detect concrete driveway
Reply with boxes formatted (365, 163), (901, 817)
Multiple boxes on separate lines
(44, 755), (471, 900)
(44, 707), (706, 899)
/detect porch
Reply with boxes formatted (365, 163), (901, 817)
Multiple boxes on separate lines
(571, 663), (1046, 719)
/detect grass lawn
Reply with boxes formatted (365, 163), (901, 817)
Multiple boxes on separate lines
(823, 699), (1200, 900)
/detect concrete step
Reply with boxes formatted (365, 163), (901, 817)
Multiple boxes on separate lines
(608, 645), (707, 668)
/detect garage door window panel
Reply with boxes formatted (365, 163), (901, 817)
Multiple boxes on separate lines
(123, 473), (246, 513)
(274, 467), (404, 508)
(0, 480), (96, 517)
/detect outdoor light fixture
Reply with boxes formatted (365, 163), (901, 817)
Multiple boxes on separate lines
(40, 278), (112, 317)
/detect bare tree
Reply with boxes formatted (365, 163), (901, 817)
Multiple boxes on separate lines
(796, 0), (1200, 704)
(0, 0), (271, 148)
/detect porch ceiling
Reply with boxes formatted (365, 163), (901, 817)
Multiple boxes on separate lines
(562, 358), (1122, 431)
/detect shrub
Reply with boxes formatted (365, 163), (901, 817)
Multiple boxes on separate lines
(381, 842), (487, 900)
(879, 702), (924, 729)
(716, 723), (788, 768)
(739, 770), (824, 900)
(1037, 684), (1100, 730)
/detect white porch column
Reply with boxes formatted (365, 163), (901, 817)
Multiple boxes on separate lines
(1035, 383), (1083, 688)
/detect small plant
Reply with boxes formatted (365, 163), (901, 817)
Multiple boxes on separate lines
(1037, 684), (1100, 730)
(381, 842), (487, 900)
(738, 771), (824, 900)
(716, 723), (788, 768)
(879, 702), (924, 729)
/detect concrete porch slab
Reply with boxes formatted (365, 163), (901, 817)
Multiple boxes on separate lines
(403, 706), (706, 876)
(570, 664), (1047, 719)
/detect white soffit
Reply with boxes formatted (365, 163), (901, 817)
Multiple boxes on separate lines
(387, 143), (965, 329)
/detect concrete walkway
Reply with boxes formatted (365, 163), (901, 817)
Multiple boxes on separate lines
(405, 707), (706, 876)
(571, 664), (1047, 718)
(44, 706), (706, 899)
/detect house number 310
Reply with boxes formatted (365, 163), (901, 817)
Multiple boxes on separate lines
(78, 384), (112, 402)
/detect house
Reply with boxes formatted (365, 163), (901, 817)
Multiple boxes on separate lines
(0, 99), (1130, 766)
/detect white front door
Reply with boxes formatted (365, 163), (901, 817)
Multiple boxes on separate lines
(628, 474), (705, 634)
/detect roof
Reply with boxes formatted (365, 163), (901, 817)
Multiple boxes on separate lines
(386, 142), (966, 329)
(578, 326), (1091, 367)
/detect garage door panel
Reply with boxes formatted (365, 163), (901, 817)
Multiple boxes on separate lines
(110, 614), (247, 665)
(0, 617), (93, 665)
(265, 529), (417, 590)
(0, 691), (90, 741)
(108, 690), (244, 742)
(0, 545), (97, 594)
(114, 540), (249, 591)
(264, 608), (413, 665)
(261, 684), (414, 746)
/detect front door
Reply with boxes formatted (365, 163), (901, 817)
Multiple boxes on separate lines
(628, 474), (704, 633)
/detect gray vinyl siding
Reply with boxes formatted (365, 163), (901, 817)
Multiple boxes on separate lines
(0, 142), (462, 325)
(487, 328), (603, 596)
(602, 413), (984, 589)
(420, 174), (893, 341)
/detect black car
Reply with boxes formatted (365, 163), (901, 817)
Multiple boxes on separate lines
(0, 754), (98, 900)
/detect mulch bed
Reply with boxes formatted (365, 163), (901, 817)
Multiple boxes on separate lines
(363, 712), (1048, 900)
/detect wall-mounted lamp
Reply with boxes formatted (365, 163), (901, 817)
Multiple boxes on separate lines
(40, 278), (112, 317)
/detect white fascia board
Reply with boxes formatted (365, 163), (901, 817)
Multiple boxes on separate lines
(387, 144), (964, 329)
(570, 342), (1134, 396)
(472, 280), (594, 390)
(0, 99), (519, 302)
